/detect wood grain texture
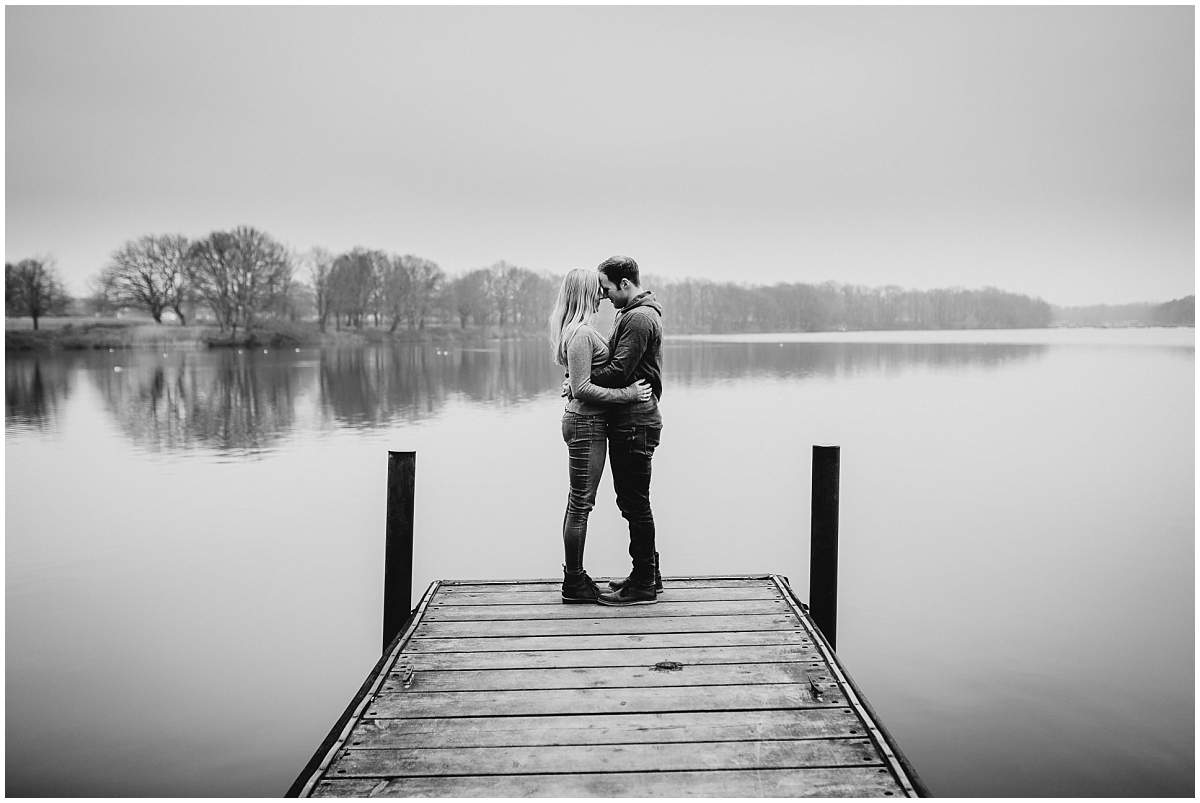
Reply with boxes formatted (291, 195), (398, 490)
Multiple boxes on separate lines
(424, 599), (787, 620)
(328, 738), (882, 777)
(403, 629), (812, 653)
(413, 612), (798, 638)
(300, 575), (916, 799)
(380, 662), (834, 692)
(436, 578), (775, 594)
(345, 708), (866, 749)
(395, 643), (821, 670)
(364, 683), (846, 718)
(434, 586), (783, 605)
(312, 766), (904, 797)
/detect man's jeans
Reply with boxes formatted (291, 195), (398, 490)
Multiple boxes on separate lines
(607, 421), (662, 582)
(561, 412), (607, 573)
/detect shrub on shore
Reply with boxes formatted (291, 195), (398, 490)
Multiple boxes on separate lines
(201, 320), (316, 349)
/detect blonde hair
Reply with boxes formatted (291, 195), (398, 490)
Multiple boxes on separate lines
(549, 268), (601, 366)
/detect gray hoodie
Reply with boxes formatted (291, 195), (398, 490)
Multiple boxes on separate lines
(590, 291), (664, 425)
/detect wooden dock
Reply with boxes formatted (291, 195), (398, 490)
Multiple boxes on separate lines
(290, 574), (926, 797)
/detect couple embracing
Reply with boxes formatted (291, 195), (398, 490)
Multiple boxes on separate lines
(548, 256), (664, 607)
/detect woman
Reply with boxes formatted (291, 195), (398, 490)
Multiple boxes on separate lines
(549, 268), (652, 603)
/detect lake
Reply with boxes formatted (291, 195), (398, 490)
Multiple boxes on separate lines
(5, 328), (1194, 796)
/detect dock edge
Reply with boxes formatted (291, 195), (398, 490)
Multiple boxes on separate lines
(286, 580), (441, 797)
(772, 574), (931, 797)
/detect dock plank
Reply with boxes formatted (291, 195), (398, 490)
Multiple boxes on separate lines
(381, 662), (832, 692)
(403, 629), (811, 653)
(424, 598), (786, 620)
(437, 578), (776, 594)
(294, 575), (921, 798)
(434, 586), (783, 605)
(364, 682), (846, 718)
(396, 643), (822, 670)
(328, 739), (882, 778)
(414, 612), (798, 638)
(346, 709), (865, 749)
(312, 766), (903, 797)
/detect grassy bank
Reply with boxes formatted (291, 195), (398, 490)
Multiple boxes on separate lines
(5, 316), (543, 352)
(5, 319), (210, 351)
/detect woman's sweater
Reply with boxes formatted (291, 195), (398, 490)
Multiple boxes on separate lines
(564, 324), (639, 415)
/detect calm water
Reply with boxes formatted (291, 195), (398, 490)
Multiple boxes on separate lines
(5, 329), (1194, 796)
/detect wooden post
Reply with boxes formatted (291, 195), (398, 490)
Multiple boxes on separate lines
(383, 451), (416, 654)
(810, 445), (840, 650)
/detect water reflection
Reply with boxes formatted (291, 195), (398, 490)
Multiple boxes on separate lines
(317, 344), (566, 428)
(6, 339), (1051, 450)
(5, 355), (74, 431)
(666, 340), (1048, 384)
(319, 347), (446, 427)
(453, 344), (565, 404)
(90, 351), (301, 454)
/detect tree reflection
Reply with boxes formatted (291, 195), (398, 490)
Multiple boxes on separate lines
(452, 342), (564, 405)
(318, 342), (564, 428)
(9, 337), (1054, 451)
(318, 347), (448, 427)
(91, 351), (299, 453)
(5, 355), (73, 430)
(665, 341), (1048, 385)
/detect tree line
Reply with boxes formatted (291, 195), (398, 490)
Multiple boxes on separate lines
(652, 280), (1054, 332)
(13, 224), (1182, 334)
(303, 250), (557, 334)
(6, 227), (564, 336)
(1052, 296), (1195, 327)
(6, 228), (292, 335)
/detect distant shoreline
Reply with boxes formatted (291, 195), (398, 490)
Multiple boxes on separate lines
(2, 319), (537, 352)
(5, 316), (1194, 353)
(667, 326), (1194, 347)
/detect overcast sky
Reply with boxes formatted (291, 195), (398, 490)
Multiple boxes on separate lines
(6, 5), (1194, 305)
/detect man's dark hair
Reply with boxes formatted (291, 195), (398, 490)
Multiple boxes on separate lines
(598, 255), (640, 287)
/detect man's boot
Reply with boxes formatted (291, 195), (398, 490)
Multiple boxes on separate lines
(598, 561), (658, 606)
(609, 551), (663, 593)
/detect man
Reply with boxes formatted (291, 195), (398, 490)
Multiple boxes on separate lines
(587, 255), (665, 606)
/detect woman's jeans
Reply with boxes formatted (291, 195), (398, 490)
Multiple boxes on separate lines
(561, 412), (607, 573)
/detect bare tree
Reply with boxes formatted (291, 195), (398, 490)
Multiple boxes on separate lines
(285, 282), (317, 322)
(186, 226), (292, 337)
(365, 251), (388, 328)
(99, 234), (191, 324)
(300, 247), (336, 332)
(82, 275), (120, 316)
(513, 268), (557, 329)
(328, 248), (385, 330)
(380, 255), (410, 333)
(396, 255), (444, 330)
(5, 258), (68, 330)
(447, 269), (490, 328)
(485, 261), (523, 328)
